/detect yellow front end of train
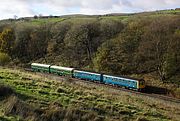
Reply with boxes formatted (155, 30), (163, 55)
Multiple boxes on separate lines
(137, 80), (145, 91)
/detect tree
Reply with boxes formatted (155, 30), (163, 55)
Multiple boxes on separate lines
(14, 15), (18, 20)
(48, 21), (72, 55)
(13, 24), (33, 61)
(0, 28), (15, 56)
(99, 19), (124, 39)
(28, 25), (49, 60)
(137, 16), (180, 81)
(93, 40), (118, 73)
(0, 52), (10, 65)
(34, 15), (38, 19)
(63, 22), (100, 67)
(164, 29), (180, 80)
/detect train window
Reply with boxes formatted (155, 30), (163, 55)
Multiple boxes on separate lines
(139, 81), (144, 85)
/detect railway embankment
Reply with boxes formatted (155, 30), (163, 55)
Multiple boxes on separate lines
(0, 67), (180, 121)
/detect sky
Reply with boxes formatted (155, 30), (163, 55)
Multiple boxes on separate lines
(0, 0), (180, 20)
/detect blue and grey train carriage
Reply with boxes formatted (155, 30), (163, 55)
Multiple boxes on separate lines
(73, 70), (103, 82)
(103, 75), (145, 91)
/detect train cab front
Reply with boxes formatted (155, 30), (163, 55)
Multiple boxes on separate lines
(138, 79), (145, 92)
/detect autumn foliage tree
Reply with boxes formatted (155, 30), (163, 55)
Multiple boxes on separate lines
(93, 16), (180, 82)
(0, 28), (15, 56)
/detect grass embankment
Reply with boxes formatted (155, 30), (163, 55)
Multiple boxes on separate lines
(130, 73), (180, 99)
(142, 74), (180, 98)
(0, 67), (180, 121)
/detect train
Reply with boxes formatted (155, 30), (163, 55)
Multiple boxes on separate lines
(31, 63), (145, 91)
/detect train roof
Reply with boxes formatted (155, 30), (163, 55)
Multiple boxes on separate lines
(74, 69), (101, 75)
(50, 65), (74, 71)
(74, 69), (143, 81)
(31, 63), (51, 68)
(103, 74), (144, 81)
(31, 63), (144, 81)
(103, 74), (137, 82)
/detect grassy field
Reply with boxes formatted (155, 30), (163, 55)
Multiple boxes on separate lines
(0, 67), (180, 121)
(29, 18), (66, 25)
(0, 9), (179, 28)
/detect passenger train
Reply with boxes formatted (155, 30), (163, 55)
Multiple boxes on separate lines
(31, 63), (145, 91)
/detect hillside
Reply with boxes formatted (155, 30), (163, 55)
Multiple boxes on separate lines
(0, 9), (179, 95)
(1, 12), (180, 71)
(0, 9), (180, 120)
(0, 67), (180, 121)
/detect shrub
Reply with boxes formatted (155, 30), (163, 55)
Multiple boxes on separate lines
(173, 88), (180, 98)
(0, 84), (14, 97)
(41, 105), (104, 121)
(4, 95), (36, 120)
(0, 52), (10, 65)
(56, 87), (66, 93)
(136, 116), (149, 121)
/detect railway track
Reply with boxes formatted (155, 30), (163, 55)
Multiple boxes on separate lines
(24, 68), (180, 104)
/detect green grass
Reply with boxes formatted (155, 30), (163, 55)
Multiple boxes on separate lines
(27, 9), (180, 24)
(99, 15), (130, 22)
(1, 10), (178, 28)
(1, 9), (179, 26)
(29, 18), (66, 25)
(0, 67), (180, 121)
(156, 9), (180, 14)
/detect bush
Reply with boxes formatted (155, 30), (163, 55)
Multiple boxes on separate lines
(0, 52), (10, 65)
(0, 84), (14, 97)
(172, 88), (180, 98)
(41, 105), (104, 121)
(4, 95), (36, 120)
(56, 87), (66, 93)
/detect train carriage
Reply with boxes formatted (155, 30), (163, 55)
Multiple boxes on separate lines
(50, 66), (74, 77)
(103, 75), (145, 91)
(73, 70), (103, 82)
(31, 63), (50, 73)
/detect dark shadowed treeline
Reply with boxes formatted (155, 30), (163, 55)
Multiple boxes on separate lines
(0, 15), (179, 84)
